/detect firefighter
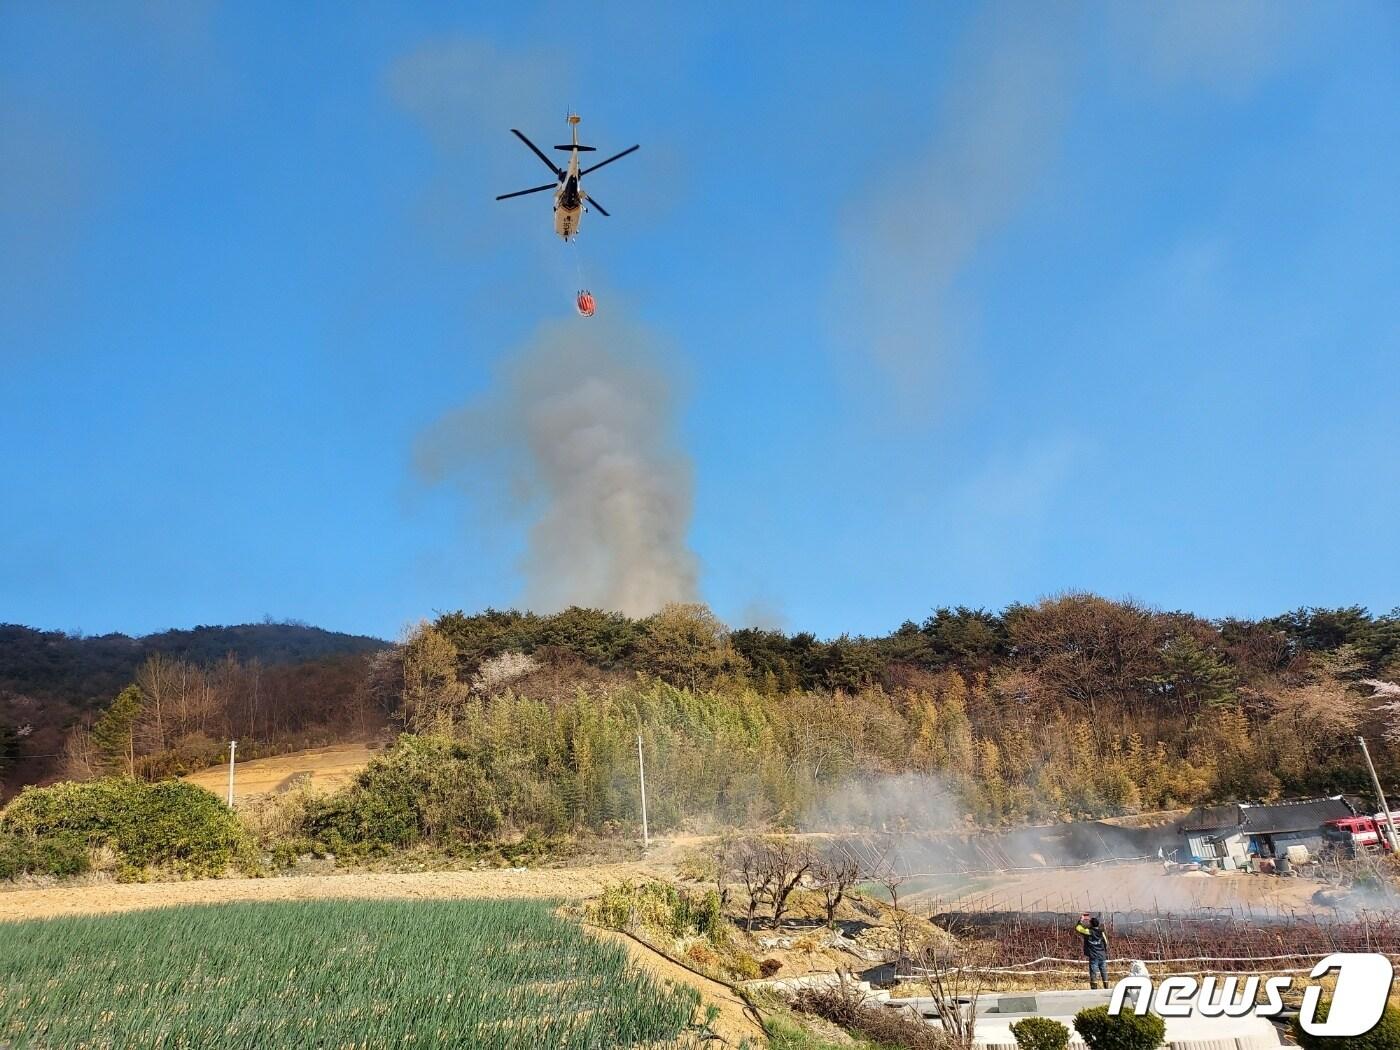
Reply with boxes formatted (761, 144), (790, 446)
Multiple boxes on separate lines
(1076, 913), (1111, 989)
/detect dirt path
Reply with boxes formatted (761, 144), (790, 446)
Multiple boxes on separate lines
(0, 862), (662, 922)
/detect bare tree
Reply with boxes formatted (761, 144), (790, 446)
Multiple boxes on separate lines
(1007, 593), (1166, 717)
(759, 836), (813, 930)
(849, 834), (909, 909)
(135, 653), (179, 753)
(62, 720), (99, 781)
(171, 661), (218, 738)
(365, 647), (405, 719)
(1364, 679), (1400, 746)
(707, 834), (737, 908)
(811, 841), (863, 927)
(847, 834), (914, 967)
(734, 837), (775, 933)
(913, 934), (986, 1050)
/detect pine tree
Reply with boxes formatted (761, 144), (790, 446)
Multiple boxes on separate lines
(91, 685), (145, 776)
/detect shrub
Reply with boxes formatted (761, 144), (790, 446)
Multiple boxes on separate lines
(760, 958), (783, 978)
(588, 880), (729, 944)
(136, 732), (223, 780)
(685, 941), (720, 970)
(1073, 1005), (1166, 1050)
(2, 778), (252, 877)
(726, 951), (761, 981)
(1013, 1016), (1071, 1050)
(793, 984), (952, 1049)
(1293, 998), (1400, 1050)
(0, 831), (90, 880)
(304, 735), (509, 856)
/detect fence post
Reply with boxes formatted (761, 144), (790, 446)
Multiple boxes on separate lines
(226, 740), (237, 808)
(637, 733), (649, 849)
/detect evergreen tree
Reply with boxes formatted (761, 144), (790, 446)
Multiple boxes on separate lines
(91, 685), (145, 776)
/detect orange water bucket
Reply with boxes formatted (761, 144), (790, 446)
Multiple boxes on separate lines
(576, 290), (596, 317)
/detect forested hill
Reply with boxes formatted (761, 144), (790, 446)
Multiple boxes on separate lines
(0, 623), (388, 704)
(0, 623), (388, 793)
(7, 600), (1400, 823)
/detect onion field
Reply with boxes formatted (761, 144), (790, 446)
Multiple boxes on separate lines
(0, 898), (702, 1049)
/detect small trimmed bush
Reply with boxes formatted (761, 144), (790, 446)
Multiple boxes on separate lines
(1293, 998), (1400, 1050)
(2, 778), (252, 877)
(1074, 1005), (1166, 1050)
(1013, 1016), (1071, 1050)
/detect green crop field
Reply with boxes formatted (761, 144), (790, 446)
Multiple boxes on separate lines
(0, 898), (702, 1049)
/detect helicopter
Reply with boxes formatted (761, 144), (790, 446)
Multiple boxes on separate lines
(494, 115), (638, 241)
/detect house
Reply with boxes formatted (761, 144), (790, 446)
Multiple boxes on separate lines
(1179, 797), (1354, 865)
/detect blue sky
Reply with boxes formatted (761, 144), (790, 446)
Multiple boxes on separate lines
(2, 2), (1397, 641)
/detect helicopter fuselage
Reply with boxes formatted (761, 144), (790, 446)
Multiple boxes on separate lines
(554, 151), (584, 240)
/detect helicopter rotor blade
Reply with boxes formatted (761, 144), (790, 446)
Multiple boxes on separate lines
(511, 129), (563, 177)
(585, 196), (610, 217)
(579, 144), (639, 177)
(495, 182), (558, 201)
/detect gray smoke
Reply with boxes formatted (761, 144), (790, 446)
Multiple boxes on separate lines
(831, 5), (1072, 407)
(416, 314), (698, 617)
(1113, 0), (1305, 94)
(831, 1), (1305, 411)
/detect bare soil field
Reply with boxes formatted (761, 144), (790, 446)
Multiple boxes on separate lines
(908, 859), (1327, 915)
(0, 861), (658, 922)
(182, 742), (377, 800)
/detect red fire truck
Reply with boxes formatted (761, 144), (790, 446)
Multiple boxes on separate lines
(1322, 814), (1396, 856)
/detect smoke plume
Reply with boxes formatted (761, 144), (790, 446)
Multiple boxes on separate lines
(831, 5), (1071, 408)
(802, 773), (967, 835)
(416, 314), (698, 617)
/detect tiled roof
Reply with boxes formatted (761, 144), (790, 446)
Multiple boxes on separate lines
(1240, 797), (1354, 834)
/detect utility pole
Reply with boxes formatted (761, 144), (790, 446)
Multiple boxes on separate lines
(1357, 736), (1399, 853)
(226, 740), (238, 809)
(637, 732), (649, 849)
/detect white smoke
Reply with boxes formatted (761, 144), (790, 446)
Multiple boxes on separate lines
(802, 773), (966, 834)
(416, 314), (698, 617)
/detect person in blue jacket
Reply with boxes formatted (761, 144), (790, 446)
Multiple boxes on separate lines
(1076, 913), (1111, 989)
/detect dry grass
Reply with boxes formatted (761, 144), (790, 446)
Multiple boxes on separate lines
(182, 743), (378, 801)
